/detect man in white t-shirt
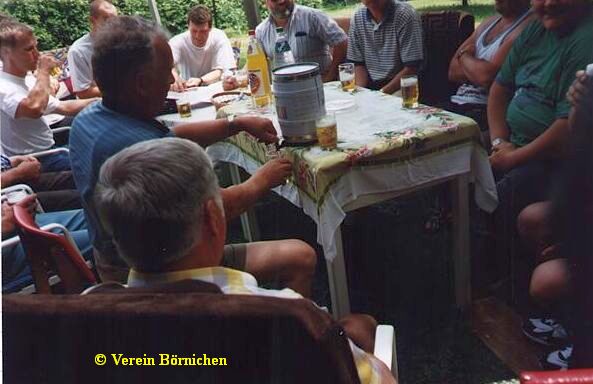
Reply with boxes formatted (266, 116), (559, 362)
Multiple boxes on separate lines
(169, 5), (235, 92)
(0, 21), (96, 172)
(67, 0), (117, 99)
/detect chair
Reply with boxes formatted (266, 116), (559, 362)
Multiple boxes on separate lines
(3, 280), (397, 384)
(11, 200), (96, 294)
(419, 11), (475, 105)
(520, 369), (593, 383)
(1, 184), (44, 212)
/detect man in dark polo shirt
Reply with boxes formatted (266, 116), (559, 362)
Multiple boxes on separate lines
(69, 16), (317, 296)
(346, 0), (424, 94)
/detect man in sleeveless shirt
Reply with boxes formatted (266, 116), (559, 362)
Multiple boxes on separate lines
(447, 0), (532, 145)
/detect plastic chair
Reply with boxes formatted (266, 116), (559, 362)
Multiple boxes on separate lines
(12, 200), (96, 294)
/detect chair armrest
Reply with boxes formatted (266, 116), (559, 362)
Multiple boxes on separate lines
(374, 324), (398, 380)
(50, 126), (71, 135)
(1, 235), (21, 248)
(30, 147), (69, 158)
(1, 184), (44, 213)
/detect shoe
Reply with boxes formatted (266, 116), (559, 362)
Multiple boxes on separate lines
(543, 344), (572, 370)
(522, 317), (568, 346)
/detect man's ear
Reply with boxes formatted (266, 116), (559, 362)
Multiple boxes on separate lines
(204, 199), (224, 238)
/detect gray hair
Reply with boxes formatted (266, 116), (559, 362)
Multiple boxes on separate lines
(91, 15), (169, 100)
(94, 138), (221, 272)
(0, 20), (32, 55)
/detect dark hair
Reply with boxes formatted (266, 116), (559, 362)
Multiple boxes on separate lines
(187, 5), (212, 28)
(0, 20), (32, 53)
(92, 15), (168, 99)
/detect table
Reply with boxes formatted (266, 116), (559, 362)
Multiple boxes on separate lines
(158, 82), (223, 128)
(207, 83), (498, 319)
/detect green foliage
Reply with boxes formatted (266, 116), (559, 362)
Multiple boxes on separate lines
(0, 0), (323, 50)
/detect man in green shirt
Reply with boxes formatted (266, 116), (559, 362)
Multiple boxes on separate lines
(486, 0), (593, 283)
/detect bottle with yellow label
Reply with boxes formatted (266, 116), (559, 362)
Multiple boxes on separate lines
(246, 30), (272, 107)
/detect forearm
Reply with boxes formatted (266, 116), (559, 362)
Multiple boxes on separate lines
(448, 55), (468, 84)
(354, 65), (369, 88)
(487, 82), (512, 141)
(323, 40), (348, 82)
(0, 169), (21, 188)
(459, 55), (498, 88)
(76, 85), (101, 99)
(220, 176), (268, 220)
(15, 71), (51, 118)
(513, 119), (570, 165)
(199, 69), (223, 85)
(54, 98), (97, 116)
(173, 118), (233, 147)
(381, 66), (417, 94)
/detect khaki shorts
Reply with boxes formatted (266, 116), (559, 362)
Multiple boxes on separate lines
(95, 244), (248, 283)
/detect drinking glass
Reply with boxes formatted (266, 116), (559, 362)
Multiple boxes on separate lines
(400, 75), (419, 108)
(338, 63), (355, 92)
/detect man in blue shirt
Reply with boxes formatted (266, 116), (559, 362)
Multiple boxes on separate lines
(69, 16), (317, 296)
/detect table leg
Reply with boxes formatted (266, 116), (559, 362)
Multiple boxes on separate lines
(228, 163), (261, 242)
(450, 173), (471, 308)
(326, 226), (351, 319)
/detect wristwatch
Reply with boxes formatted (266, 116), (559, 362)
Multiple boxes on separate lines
(491, 137), (504, 148)
(227, 114), (236, 136)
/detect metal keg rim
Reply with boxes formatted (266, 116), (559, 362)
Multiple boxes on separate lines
(273, 62), (320, 83)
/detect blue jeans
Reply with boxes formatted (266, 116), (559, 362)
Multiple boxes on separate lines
(38, 150), (71, 173)
(2, 209), (92, 293)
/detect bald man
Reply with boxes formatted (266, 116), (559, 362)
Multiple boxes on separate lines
(67, 0), (117, 98)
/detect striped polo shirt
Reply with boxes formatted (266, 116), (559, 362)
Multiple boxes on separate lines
(347, 0), (424, 84)
(256, 5), (348, 73)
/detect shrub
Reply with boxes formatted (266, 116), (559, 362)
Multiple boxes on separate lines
(0, 0), (323, 50)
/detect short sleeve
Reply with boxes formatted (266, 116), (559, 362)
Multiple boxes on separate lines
(397, 6), (424, 65)
(212, 31), (236, 71)
(67, 47), (94, 93)
(346, 13), (364, 64)
(168, 35), (183, 66)
(0, 88), (25, 119)
(311, 10), (347, 47)
(45, 95), (60, 115)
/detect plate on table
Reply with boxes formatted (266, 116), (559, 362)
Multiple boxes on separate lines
(211, 91), (249, 111)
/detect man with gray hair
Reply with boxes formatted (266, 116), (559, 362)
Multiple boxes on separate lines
(95, 137), (396, 384)
(67, 0), (118, 98)
(69, 16), (316, 296)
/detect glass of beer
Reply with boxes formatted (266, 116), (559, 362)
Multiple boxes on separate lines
(338, 63), (355, 92)
(400, 74), (419, 108)
(176, 97), (192, 118)
(235, 69), (249, 89)
(316, 112), (338, 149)
(49, 66), (61, 78)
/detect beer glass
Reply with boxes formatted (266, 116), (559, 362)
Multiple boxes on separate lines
(338, 63), (355, 92)
(176, 97), (192, 118)
(400, 75), (419, 108)
(235, 69), (249, 89)
(316, 112), (338, 149)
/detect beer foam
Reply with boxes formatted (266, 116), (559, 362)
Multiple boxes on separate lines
(401, 77), (418, 87)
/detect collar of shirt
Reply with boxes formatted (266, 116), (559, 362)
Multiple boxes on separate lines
(364, 0), (396, 30)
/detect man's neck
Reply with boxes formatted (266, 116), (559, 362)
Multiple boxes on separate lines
(367, 0), (389, 23)
(103, 97), (154, 122)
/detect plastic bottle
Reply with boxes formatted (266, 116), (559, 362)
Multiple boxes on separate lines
(246, 30), (272, 107)
(273, 27), (295, 69)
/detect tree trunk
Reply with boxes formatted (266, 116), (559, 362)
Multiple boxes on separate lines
(462, 0), (469, 6)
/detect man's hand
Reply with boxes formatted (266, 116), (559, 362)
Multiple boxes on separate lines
(170, 78), (187, 92)
(567, 70), (590, 107)
(222, 76), (239, 91)
(14, 158), (41, 182)
(251, 158), (292, 189)
(489, 145), (518, 172)
(236, 116), (279, 144)
(491, 140), (515, 154)
(37, 54), (60, 74)
(9, 155), (37, 168)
